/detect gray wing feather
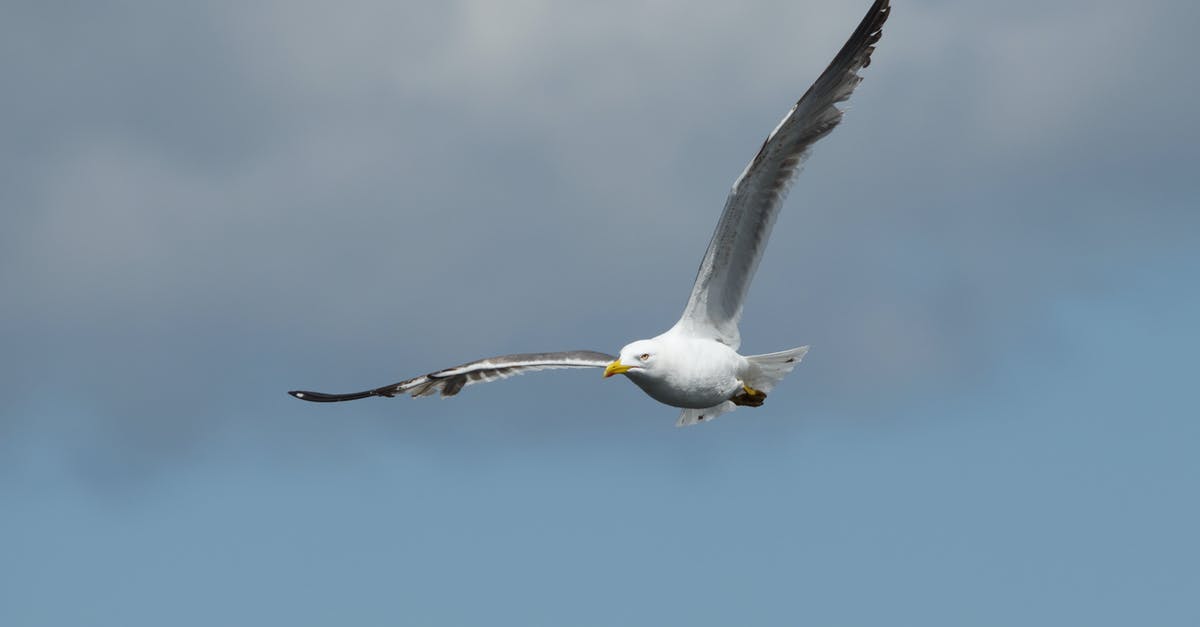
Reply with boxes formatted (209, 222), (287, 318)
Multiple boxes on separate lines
(288, 351), (615, 402)
(674, 0), (891, 348)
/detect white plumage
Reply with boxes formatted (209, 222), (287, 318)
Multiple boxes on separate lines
(290, 0), (890, 426)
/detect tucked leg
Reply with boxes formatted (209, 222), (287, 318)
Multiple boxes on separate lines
(731, 384), (767, 407)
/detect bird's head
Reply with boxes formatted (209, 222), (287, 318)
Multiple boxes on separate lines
(604, 339), (660, 379)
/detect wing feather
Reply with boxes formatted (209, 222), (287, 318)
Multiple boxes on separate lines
(674, 0), (890, 348)
(288, 350), (615, 402)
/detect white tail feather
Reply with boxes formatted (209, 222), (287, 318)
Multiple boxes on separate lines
(745, 345), (810, 393)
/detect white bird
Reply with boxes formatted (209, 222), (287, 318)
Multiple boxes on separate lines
(290, 0), (890, 426)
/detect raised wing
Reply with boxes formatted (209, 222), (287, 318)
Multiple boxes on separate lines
(288, 351), (615, 402)
(673, 0), (890, 348)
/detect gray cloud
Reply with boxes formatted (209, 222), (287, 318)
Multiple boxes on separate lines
(2, 0), (1197, 481)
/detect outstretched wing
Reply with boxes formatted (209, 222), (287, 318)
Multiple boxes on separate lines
(288, 350), (615, 402)
(673, 0), (891, 348)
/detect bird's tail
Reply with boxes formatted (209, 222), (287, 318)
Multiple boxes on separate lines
(744, 345), (810, 393)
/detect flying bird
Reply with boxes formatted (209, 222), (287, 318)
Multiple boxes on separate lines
(289, 0), (891, 426)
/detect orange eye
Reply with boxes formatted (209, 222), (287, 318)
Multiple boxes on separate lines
(639, 353), (650, 361)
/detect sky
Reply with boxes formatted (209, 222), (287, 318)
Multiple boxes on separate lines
(2, 0), (1198, 624)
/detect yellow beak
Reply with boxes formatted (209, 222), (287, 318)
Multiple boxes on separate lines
(604, 359), (632, 378)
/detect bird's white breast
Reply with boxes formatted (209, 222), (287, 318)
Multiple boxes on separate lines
(627, 334), (747, 409)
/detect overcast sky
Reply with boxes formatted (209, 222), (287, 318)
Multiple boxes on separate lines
(3, 0), (1198, 624)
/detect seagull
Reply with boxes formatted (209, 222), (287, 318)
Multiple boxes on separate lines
(289, 0), (891, 426)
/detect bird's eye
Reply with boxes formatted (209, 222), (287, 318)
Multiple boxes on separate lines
(639, 353), (650, 361)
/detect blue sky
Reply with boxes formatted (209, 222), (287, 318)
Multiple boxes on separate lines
(3, 0), (1198, 624)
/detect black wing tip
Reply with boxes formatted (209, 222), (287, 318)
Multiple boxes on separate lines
(859, 0), (891, 67)
(288, 389), (378, 403)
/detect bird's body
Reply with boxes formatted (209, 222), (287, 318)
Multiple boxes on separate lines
(619, 332), (748, 409)
(289, 0), (890, 426)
